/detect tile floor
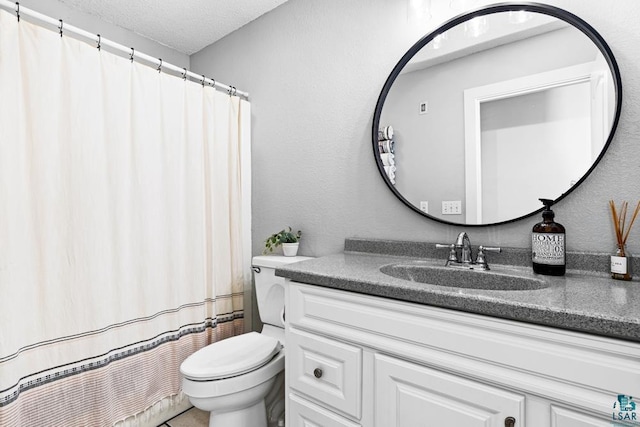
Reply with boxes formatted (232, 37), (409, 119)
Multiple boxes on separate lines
(159, 407), (208, 427)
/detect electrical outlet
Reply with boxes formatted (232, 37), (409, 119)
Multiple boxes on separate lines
(442, 200), (462, 215)
(419, 101), (428, 115)
(419, 201), (429, 213)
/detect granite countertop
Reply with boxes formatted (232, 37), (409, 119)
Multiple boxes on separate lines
(275, 240), (640, 343)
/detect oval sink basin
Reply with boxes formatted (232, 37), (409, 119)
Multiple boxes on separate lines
(380, 262), (548, 291)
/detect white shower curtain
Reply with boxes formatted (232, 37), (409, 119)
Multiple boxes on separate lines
(0, 8), (250, 426)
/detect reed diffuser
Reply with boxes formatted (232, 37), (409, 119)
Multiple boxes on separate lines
(609, 200), (640, 280)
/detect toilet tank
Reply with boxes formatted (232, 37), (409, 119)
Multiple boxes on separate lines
(252, 255), (313, 327)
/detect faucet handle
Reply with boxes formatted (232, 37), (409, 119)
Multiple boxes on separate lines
(476, 246), (502, 270)
(435, 243), (458, 264)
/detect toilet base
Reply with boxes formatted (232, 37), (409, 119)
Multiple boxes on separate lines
(209, 400), (266, 427)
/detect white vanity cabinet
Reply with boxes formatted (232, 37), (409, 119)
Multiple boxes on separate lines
(284, 281), (640, 427)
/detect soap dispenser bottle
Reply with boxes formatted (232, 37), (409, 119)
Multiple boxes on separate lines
(532, 198), (566, 276)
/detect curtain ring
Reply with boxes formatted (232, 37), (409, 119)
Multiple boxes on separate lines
(59, 19), (63, 37)
(182, 68), (187, 80)
(201, 75), (206, 87)
(157, 59), (162, 73)
(97, 34), (101, 51)
(129, 47), (134, 63)
(210, 78), (216, 88)
(15, 2), (20, 22)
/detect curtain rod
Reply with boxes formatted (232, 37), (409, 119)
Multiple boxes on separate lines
(0, 0), (249, 99)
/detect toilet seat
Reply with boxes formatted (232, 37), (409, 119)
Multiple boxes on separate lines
(181, 332), (280, 381)
(182, 350), (284, 399)
(181, 332), (281, 381)
(180, 332), (281, 381)
(180, 331), (285, 400)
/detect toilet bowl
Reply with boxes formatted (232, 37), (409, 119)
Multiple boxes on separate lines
(180, 255), (313, 427)
(181, 332), (284, 427)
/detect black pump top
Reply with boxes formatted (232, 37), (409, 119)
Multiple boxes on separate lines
(539, 198), (555, 218)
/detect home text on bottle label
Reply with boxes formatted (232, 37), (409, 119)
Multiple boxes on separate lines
(532, 233), (565, 265)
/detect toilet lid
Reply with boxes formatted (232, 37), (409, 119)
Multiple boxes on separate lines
(180, 332), (281, 380)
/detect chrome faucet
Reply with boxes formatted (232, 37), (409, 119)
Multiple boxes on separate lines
(436, 232), (501, 271)
(455, 232), (473, 265)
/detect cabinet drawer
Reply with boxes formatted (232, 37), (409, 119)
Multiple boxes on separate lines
(287, 327), (362, 419)
(288, 393), (360, 427)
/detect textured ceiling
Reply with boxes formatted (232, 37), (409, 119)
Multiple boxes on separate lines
(57, 0), (290, 55)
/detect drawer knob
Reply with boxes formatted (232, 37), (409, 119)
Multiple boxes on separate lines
(505, 416), (516, 427)
(313, 368), (323, 379)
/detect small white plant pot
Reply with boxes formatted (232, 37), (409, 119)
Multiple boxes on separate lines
(282, 242), (299, 257)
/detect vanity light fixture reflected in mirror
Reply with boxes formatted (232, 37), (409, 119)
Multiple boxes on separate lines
(373, 2), (622, 226)
(408, 0), (432, 24)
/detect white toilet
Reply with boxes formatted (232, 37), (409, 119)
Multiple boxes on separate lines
(180, 255), (312, 427)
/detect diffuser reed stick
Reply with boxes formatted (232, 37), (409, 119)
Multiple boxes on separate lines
(622, 201), (640, 246)
(609, 200), (640, 280)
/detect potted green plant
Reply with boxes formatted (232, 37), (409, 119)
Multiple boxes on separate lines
(263, 226), (302, 256)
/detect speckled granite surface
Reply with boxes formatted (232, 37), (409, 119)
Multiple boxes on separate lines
(344, 237), (640, 273)
(276, 239), (640, 343)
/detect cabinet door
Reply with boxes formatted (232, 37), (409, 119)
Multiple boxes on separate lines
(375, 354), (525, 427)
(288, 393), (361, 427)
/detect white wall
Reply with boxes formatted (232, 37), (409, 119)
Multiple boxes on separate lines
(10, 0), (188, 67)
(190, 0), (640, 258)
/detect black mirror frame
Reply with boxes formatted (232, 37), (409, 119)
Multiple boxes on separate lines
(372, 1), (622, 227)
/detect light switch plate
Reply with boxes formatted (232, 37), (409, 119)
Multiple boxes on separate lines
(442, 201), (462, 215)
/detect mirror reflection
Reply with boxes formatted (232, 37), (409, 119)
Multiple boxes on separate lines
(378, 8), (618, 225)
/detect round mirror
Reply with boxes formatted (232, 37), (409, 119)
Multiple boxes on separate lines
(373, 3), (622, 226)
